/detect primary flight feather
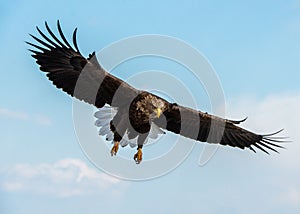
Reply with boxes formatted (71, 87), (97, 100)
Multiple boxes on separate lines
(27, 21), (285, 164)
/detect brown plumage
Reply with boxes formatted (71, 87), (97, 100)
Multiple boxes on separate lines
(27, 21), (286, 164)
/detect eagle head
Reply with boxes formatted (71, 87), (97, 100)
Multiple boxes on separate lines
(135, 94), (167, 122)
(150, 98), (165, 119)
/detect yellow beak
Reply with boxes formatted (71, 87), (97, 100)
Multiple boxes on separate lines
(156, 108), (162, 118)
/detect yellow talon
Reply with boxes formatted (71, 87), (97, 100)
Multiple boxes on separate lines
(110, 141), (119, 156)
(134, 148), (143, 164)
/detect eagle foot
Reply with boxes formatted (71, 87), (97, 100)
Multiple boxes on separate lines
(134, 148), (143, 164)
(110, 141), (119, 156)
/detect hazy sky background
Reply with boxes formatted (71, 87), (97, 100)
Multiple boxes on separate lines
(1, 0), (300, 213)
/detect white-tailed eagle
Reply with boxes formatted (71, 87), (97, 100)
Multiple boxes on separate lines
(27, 21), (286, 164)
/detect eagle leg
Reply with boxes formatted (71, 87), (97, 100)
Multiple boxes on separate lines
(110, 141), (119, 156)
(134, 145), (143, 164)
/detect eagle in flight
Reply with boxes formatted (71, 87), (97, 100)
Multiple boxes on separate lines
(27, 21), (285, 164)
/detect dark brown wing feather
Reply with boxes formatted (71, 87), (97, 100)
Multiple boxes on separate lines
(27, 20), (138, 108)
(155, 103), (285, 154)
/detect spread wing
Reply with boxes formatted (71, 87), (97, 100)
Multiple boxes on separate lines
(155, 103), (285, 154)
(27, 20), (139, 108)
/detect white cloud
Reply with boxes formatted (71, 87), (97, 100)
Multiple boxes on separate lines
(282, 188), (300, 205)
(33, 114), (52, 126)
(0, 158), (124, 197)
(0, 108), (29, 120)
(226, 92), (300, 168)
(226, 92), (300, 206)
(0, 107), (52, 126)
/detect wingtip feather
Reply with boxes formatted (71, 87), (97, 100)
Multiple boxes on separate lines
(72, 27), (80, 53)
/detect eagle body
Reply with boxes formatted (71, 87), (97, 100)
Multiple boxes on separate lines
(27, 21), (285, 164)
(108, 92), (167, 147)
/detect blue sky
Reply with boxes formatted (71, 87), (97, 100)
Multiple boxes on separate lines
(1, 0), (300, 213)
